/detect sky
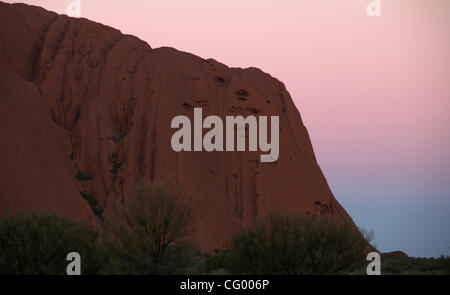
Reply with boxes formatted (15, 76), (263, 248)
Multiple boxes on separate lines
(6, 0), (450, 257)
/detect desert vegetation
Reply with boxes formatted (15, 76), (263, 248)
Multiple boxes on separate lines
(1, 181), (449, 275)
(0, 213), (105, 274)
(375, 253), (450, 275)
(76, 172), (93, 180)
(102, 179), (198, 274)
(201, 213), (368, 275)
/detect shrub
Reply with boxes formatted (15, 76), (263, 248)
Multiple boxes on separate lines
(440, 254), (450, 274)
(108, 134), (124, 143)
(76, 172), (93, 180)
(109, 153), (118, 164)
(80, 191), (98, 207)
(110, 163), (122, 174)
(104, 179), (196, 274)
(226, 212), (367, 275)
(0, 213), (105, 274)
(92, 206), (104, 217)
(380, 254), (448, 274)
(79, 191), (103, 217)
(200, 251), (231, 274)
(103, 240), (200, 274)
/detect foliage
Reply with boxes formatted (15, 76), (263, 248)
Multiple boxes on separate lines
(0, 213), (105, 275)
(108, 134), (124, 143)
(110, 163), (122, 174)
(76, 172), (93, 180)
(75, 172), (93, 180)
(79, 191), (103, 217)
(1, 208), (449, 275)
(104, 179), (195, 274)
(376, 253), (449, 275)
(200, 250), (231, 274)
(441, 254), (450, 275)
(225, 212), (367, 275)
(80, 191), (97, 207)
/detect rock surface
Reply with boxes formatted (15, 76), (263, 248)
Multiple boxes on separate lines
(0, 2), (358, 250)
(383, 251), (409, 258)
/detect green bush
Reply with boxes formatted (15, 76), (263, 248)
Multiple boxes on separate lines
(200, 251), (231, 274)
(79, 191), (103, 217)
(92, 206), (104, 217)
(103, 239), (200, 274)
(379, 254), (448, 275)
(0, 213), (105, 274)
(80, 191), (98, 207)
(76, 172), (93, 180)
(108, 134), (124, 143)
(226, 213), (367, 275)
(440, 254), (450, 275)
(104, 179), (197, 274)
(109, 153), (118, 164)
(110, 163), (122, 174)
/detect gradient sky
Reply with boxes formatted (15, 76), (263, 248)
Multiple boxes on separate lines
(6, 0), (450, 257)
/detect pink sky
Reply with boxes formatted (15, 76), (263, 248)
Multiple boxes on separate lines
(5, 0), (450, 256)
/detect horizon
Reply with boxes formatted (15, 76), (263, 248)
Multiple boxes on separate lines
(4, 0), (449, 258)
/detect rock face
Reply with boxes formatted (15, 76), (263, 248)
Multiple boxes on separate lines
(384, 251), (408, 258)
(0, 3), (357, 250)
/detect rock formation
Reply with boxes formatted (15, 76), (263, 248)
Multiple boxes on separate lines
(0, 2), (358, 250)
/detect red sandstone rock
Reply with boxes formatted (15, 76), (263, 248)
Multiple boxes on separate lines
(0, 2), (359, 250)
(383, 251), (409, 258)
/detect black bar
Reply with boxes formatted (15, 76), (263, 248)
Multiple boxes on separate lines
(0, 275), (446, 294)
